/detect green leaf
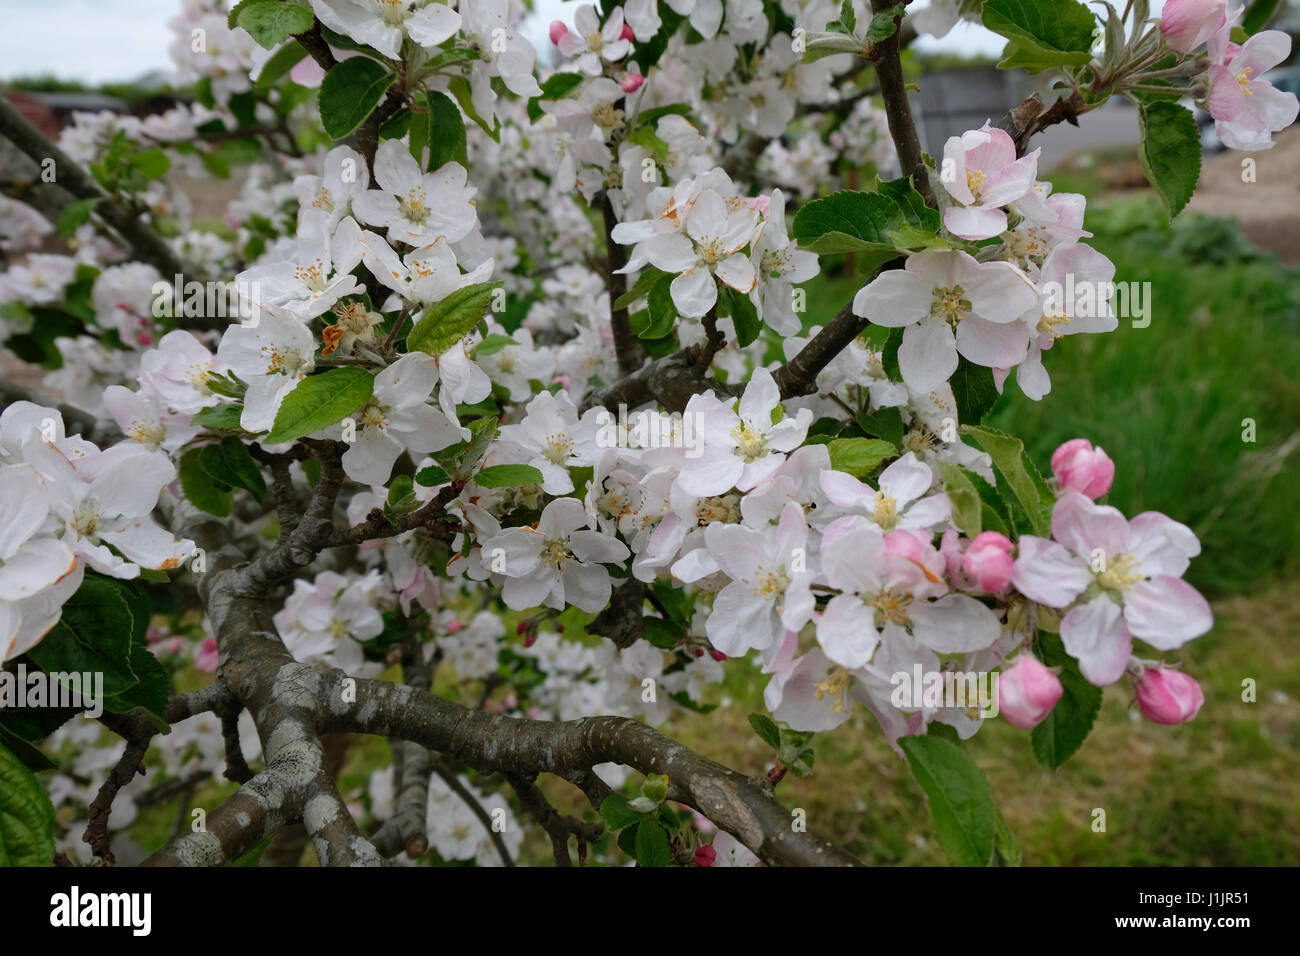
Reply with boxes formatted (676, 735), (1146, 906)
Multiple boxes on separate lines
(426, 90), (468, 170)
(237, 0), (315, 50)
(899, 735), (997, 867)
(408, 282), (501, 356)
(641, 274), (678, 339)
(255, 37), (308, 89)
(526, 72), (585, 123)
(319, 57), (396, 140)
(415, 464), (452, 487)
(856, 406), (904, 447)
(105, 635), (171, 729)
(599, 794), (643, 830)
(718, 285), (760, 347)
(474, 464), (544, 488)
(1031, 632), (1103, 768)
(981, 0), (1097, 69)
(951, 356), (999, 425)
(473, 333), (518, 357)
(613, 267), (668, 310)
(433, 416), (497, 480)
(1138, 101), (1201, 220)
(447, 75), (499, 141)
(130, 148), (170, 180)
(0, 725), (55, 772)
(937, 461), (982, 537)
(628, 104), (693, 130)
(960, 425), (1052, 537)
(264, 367), (374, 445)
(231, 833), (275, 867)
(827, 437), (896, 477)
(634, 818), (673, 867)
(792, 190), (906, 272)
(179, 447), (233, 516)
(1242, 0), (1282, 35)
(627, 124), (670, 162)
(748, 713), (782, 751)
(192, 403), (246, 432)
(56, 198), (98, 237)
(877, 175), (940, 231)
(0, 742), (55, 866)
(827, 0), (856, 35)
(867, 4), (906, 45)
(198, 436), (266, 503)
(27, 576), (139, 699)
(993, 807), (1022, 866)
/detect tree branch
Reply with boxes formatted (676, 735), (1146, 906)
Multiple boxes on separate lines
(601, 191), (644, 376)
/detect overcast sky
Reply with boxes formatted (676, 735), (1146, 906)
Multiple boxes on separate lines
(0, 0), (1178, 85)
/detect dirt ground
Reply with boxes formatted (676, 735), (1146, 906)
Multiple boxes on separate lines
(1187, 126), (1300, 263)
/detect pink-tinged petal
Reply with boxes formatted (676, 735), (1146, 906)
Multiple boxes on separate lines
(879, 452), (932, 506)
(817, 595), (880, 668)
(1207, 64), (1252, 123)
(964, 261), (1039, 321)
(819, 468), (874, 510)
(676, 447), (744, 497)
(0, 537), (77, 601)
(1234, 30), (1293, 77)
(1060, 596), (1132, 686)
(737, 366), (780, 426)
(898, 319), (958, 392)
(851, 270), (930, 327)
(956, 315), (1030, 368)
(944, 205), (1007, 241)
(1128, 510), (1200, 577)
(1012, 535), (1091, 607)
(1051, 490), (1129, 557)
(1123, 576), (1213, 648)
(1248, 81), (1300, 131)
(708, 580), (779, 655)
(780, 578), (816, 633)
(765, 649), (855, 731)
(911, 594), (1002, 653)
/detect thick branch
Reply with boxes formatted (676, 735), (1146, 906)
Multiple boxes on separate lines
(868, 0), (935, 208)
(325, 676), (863, 866)
(601, 192), (644, 375)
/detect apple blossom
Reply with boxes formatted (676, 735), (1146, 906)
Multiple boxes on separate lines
(997, 655), (1064, 729)
(1135, 666), (1205, 725)
(1051, 438), (1115, 498)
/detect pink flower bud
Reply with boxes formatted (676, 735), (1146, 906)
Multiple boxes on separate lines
(195, 636), (219, 673)
(998, 655), (1063, 729)
(137, 332), (153, 346)
(516, 621), (529, 635)
(621, 24), (635, 42)
(693, 813), (716, 836)
(711, 650), (726, 662)
(289, 56), (326, 88)
(694, 647), (705, 658)
(962, 531), (1015, 593)
(555, 623), (564, 633)
(1051, 438), (1115, 498)
(549, 20), (569, 45)
(1160, 0), (1227, 55)
(694, 845), (716, 867)
(445, 617), (463, 633)
(524, 632), (538, 649)
(621, 72), (645, 94)
(1135, 667), (1204, 725)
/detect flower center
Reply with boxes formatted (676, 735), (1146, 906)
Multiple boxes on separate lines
(377, 0), (407, 27)
(697, 494), (740, 525)
(295, 259), (331, 293)
(814, 667), (853, 714)
(313, 186), (335, 213)
(1096, 553), (1142, 594)
(1237, 67), (1254, 95)
(128, 419), (167, 447)
(748, 563), (790, 599)
(930, 285), (970, 328)
(329, 617), (350, 638)
(732, 423), (766, 462)
(873, 491), (898, 531)
(966, 168), (986, 201)
(1037, 309), (1070, 340)
(543, 432), (574, 465)
(869, 588), (912, 627)
(541, 537), (572, 569)
(399, 188), (431, 225)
